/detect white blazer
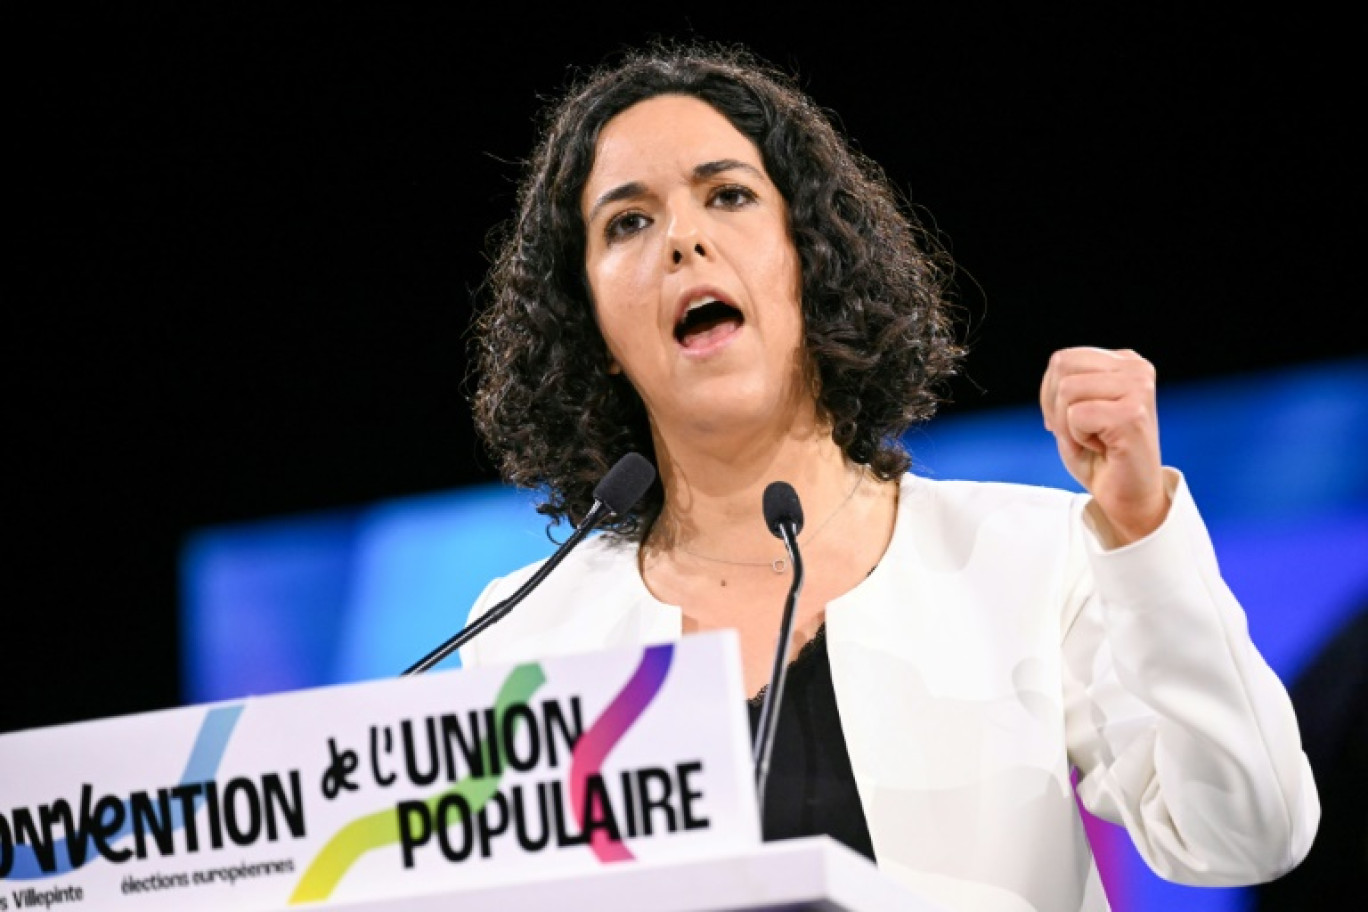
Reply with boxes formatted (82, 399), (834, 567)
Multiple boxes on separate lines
(460, 471), (1319, 912)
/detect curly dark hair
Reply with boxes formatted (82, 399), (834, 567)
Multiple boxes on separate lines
(471, 39), (964, 538)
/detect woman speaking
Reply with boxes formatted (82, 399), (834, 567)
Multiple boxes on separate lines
(455, 41), (1318, 912)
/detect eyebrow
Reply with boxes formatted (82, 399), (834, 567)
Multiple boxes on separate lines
(586, 159), (766, 225)
(694, 158), (764, 181)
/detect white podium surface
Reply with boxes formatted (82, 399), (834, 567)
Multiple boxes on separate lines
(305, 837), (947, 912)
(1, 635), (765, 911)
(2, 635), (945, 911)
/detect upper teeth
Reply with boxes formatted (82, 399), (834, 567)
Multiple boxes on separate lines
(685, 296), (720, 314)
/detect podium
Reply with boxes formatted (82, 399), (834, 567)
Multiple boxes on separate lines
(0, 632), (944, 911)
(278, 837), (942, 911)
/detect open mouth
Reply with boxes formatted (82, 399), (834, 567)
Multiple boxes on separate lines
(674, 299), (744, 349)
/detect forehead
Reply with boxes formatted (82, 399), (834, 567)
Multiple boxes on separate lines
(583, 95), (766, 197)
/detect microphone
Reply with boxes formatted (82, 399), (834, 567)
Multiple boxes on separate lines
(401, 452), (657, 675)
(752, 481), (805, 808)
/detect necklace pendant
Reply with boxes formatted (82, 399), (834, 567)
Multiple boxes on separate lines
(771, 558), (787, 574)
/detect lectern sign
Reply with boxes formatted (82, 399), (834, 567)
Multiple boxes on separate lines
(0, 631), (760, 910)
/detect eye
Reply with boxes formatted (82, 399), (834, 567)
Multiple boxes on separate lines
(710, 184), (758, 209)
(604, 210), (651, 242)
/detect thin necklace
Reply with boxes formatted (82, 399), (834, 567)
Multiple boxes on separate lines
(674, 468), (865, 574)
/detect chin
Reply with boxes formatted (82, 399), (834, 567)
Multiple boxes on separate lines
(683, 389), (802, 436)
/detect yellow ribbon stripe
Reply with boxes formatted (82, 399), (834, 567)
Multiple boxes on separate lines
(288, 663), (546, 903)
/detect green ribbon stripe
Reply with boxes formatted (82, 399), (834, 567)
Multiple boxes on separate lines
(289, 664), (546, 903)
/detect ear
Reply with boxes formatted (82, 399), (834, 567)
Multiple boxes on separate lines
(607, 358), (623, 375)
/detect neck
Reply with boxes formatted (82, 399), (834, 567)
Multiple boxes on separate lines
(645, 410), (856, 563)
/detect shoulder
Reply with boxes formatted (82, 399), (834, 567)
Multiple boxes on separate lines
(459, 531), (648, 667)
(900, 472), (1085, 523)
(889, 472), (1089, 573)
(474, 530), (640, 611)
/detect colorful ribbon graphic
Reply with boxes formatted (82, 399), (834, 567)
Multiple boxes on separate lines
(287, 663), (545, 903)
(3, 703), (244, 880)
(569, 644), (674, 863)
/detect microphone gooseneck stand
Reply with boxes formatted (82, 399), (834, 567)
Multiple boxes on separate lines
(752, 481), (806, 812)
(401, 452), (656, 676)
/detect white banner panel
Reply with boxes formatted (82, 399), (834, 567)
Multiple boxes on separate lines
(0, 630), (759, 910)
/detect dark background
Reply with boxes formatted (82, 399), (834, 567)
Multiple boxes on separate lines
(9, 5), (1362, 735)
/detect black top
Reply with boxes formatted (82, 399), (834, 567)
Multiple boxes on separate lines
(747, 624), (876, 862)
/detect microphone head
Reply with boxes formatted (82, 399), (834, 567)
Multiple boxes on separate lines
(593, 452), (657, 516)
(762, 481), (804, 538)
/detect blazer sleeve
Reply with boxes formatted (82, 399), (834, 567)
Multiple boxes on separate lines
(1060, 470), (1320, 885)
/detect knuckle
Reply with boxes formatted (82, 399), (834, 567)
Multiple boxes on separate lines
(1056, 374), (1078, 399)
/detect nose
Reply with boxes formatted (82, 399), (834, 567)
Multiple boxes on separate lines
(665, 199), (710, 268)
(671, 242), (706, 265)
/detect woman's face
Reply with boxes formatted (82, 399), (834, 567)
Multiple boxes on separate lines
(580, 94), (806, 443)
